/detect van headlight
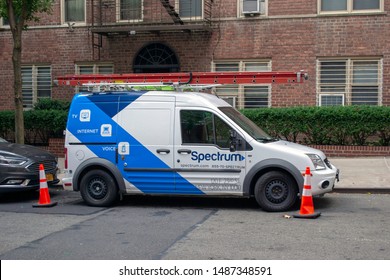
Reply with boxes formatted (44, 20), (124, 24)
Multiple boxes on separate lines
(306, 154), (326, 170)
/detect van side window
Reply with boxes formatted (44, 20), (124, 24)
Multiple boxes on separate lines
(180, 110), (231, 149)
(214, 115), (231, 148)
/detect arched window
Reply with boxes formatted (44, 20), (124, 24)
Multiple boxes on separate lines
(133, 43), (180, 73)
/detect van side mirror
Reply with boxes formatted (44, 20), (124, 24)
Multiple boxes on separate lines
(229, 130), (237, 152)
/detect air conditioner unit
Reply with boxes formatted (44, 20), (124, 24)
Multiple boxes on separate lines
(242, 0), (264, 15)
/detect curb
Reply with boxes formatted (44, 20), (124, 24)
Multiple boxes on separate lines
(333, 188), (390, 194)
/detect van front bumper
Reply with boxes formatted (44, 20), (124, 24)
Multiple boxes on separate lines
(310, 166), (339, 196)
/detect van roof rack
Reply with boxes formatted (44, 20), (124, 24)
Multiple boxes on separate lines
(54, 71), (308, 90)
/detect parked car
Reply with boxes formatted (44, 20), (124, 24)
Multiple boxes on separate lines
(0, 137), (59, 193)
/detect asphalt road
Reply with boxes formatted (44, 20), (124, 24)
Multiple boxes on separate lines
(0, 188), (389, 260)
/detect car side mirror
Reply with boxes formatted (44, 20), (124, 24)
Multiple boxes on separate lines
(229, 130), (237, 152)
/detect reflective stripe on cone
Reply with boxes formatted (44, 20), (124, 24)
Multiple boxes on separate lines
(293, 167), (321, 219)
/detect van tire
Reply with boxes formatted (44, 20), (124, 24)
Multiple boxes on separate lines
(80, 170), (118, 207)
(254, 171), (298, 212)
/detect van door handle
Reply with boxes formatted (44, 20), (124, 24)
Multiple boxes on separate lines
(178, 149), (192, 155)
(157, 149), (170, 154)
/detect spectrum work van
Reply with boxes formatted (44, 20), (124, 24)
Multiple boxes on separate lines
(59, 72), (339, 211)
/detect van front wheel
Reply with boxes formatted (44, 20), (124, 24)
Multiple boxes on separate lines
(80, 170), (118, 207)
(254, 171), (298, 212)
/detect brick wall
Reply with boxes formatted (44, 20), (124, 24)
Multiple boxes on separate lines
(309, 145), (390, 157)
(41, 138), (65, 158)
(268, 0), (317, 16)
(0, 0), (389, 108)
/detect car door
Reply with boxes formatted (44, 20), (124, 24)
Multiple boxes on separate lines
(174, 108), (246, 195)
(117, 95), (175, 194)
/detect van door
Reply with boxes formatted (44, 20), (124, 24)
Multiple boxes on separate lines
(117, 95), (175, 193)
(174, 108), (246, 195)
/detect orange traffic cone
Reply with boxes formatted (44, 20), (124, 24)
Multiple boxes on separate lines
(293, 167), (321, 219)
(33, 164), (57, 208)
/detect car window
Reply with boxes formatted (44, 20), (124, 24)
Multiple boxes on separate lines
(180, 110), (231, 149)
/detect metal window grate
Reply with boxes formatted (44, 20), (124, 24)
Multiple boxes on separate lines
(320, 94), (344, 106)
(76, 63), (114, 92)
(213, 60), (271, 109)
(22, 66), (52, 109)
(317, 59), (382, 106)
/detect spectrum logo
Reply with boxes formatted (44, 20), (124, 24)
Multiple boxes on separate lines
(191, 151), (245, 163)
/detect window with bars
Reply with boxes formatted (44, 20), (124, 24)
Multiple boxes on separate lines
(75, 63), (114, 91)
(212, 60), (271, 109)
(319, 94), (344, 106)
(76, 64), (114, 75)
(118, 0), (142, 21)
(319, 0), (382, 13)
(22, 66), (52, 109)
(317, 59), (382, 106)
(63, 0), (85, 22)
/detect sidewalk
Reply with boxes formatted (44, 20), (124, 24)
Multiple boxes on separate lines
(55, 157), (390, 193)
(330, 157), (390, 193)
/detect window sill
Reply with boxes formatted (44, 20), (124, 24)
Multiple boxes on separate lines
(317, 11), (387, 17)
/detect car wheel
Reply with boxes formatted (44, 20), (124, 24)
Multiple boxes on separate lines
(80, 170), (118, 207)
(254, 171), (298, 212)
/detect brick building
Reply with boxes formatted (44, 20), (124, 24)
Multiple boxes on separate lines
(0, 0), (389, 110)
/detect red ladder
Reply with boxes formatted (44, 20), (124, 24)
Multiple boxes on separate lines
(55, 71), (308, 86)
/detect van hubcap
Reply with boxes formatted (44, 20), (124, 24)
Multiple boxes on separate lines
(265, 179), (288, 203)
(88, 178), (108, 199)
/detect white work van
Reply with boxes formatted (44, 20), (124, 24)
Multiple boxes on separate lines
(62, 89), (339, 211)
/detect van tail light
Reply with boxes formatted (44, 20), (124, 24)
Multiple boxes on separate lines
(64, 148), (68, 169)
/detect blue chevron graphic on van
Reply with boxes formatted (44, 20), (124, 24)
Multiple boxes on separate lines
(68, 93), (203, 195)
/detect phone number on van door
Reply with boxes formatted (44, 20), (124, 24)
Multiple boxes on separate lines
(198, 184), (241, 191)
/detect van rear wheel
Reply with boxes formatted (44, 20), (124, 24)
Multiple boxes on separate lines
(254, 171), (298, 212)
(80, 170), (118, 207)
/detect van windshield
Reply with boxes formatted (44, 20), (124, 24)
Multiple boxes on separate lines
(219, 107), (277, 143)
